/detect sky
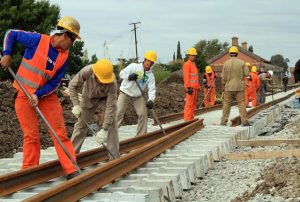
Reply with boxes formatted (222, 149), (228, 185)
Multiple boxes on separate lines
(49, 0), (300, 67)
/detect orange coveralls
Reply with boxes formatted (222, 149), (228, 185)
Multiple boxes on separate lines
(245, 72), (260, 107)
(13, 35), (77, 175)
(203, 72), (216, 107)
(183, 60), (200, 121)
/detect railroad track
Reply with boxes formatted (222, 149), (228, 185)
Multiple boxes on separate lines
(0, 88), (298, 202)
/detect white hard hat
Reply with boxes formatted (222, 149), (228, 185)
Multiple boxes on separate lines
(268, 70), (273, 76)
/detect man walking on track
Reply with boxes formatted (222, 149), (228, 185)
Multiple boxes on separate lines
(116, 50), (157, 136)
(220, 46), (250, 127)
(68, 59), (120, 160)
(203, 65), (216, 107)
(183, 47), (200, 121)
(0, 16), (81, 180)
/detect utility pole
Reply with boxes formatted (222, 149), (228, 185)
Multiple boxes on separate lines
(129, 21), (141, 62)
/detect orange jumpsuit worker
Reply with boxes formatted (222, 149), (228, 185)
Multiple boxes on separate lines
(203, 66), (216, 107)
(183, 47), (200, 121)
(245, 66), (260, 107)
(0, 16), (81, 180)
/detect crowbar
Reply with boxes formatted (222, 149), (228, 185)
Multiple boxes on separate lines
(135, 80), (167, 135)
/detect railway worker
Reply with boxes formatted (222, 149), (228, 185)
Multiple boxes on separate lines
(116, 50), (157, 136)
(220, 46), (250, 126)
(282, 73), (289, 92)
(0, 16), (81, 180)
(245, 66), (260, 108)
(183, 47), (200, 121)
(69, 59), (120, 160)
(258, 70), (273, 104)
(203, 65), (216, 107)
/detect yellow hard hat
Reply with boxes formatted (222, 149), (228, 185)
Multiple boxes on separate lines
(251, 66), (257, 72)
(245, 62), (251, 67)
(187, 47), (197, 56)
(229, 46), (238, 54)
(205, 66), (212, 73)
(144, 50), (157, 62)
(92, 59), (114, 83)
(57, 16), (81, 39)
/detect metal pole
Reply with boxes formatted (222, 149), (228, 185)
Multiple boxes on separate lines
(199, 79), (216, 108)
(81, 118), (116, 159)
(7, 67), (81, 173)
(135, 81), (167, 136)
(129, 22), (141, 62)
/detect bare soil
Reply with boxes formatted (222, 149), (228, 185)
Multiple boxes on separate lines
(0, 70), (222, 158)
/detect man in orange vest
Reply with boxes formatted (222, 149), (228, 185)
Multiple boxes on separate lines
(183, 47), (200, 121)
(203, 65), (216, 107)
(0, 16), (81, 180)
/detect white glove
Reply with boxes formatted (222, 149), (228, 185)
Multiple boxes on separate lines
(95, 129), (108, 144)
(71, 105), (82, 118)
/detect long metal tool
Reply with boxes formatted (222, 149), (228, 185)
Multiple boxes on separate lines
(135, 80), (167, 135)
(81, 118), (116, 159)
(7, 67), (82, 173)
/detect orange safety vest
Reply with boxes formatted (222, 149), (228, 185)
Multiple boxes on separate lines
(205, 71), (215, 88)
(13, 34), (69, 94)
(183, 60), (200, 90)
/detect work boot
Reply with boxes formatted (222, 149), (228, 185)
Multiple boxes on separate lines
(241, 121), (251, 127)
(220, 122), (227, 126)
(66, 171), (80, 180)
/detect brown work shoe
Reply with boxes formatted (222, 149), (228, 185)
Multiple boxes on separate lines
(66, 171), (80, 180)
(220, 122), (227, 126)
(241, 121), (251, 127)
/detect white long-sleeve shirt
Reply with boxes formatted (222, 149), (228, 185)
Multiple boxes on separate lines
(119, 63), (156, 101)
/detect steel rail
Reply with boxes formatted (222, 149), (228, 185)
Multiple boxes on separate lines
(231, 92), (295, 126)
(154, 84), (300, 126)
(0, 119), (197, 196)
(24, 119), (204, 202)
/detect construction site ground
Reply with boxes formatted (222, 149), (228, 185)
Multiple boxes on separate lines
(0, 70), (299, 201)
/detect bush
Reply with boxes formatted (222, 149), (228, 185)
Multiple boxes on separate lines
(153, 64), (171, 83)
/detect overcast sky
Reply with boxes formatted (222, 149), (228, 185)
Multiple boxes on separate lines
(49, 0), (300, 67)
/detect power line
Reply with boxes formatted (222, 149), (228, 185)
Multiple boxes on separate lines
(129, 21), (141, 62)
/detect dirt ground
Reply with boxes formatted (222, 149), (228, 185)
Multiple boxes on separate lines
(0, 70), (222, 158)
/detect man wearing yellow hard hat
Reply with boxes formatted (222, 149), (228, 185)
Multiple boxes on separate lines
(245, 65), (260, 108)
(203, 65), (216, 107)
(69, 59), (120, 161)
(116, 50), (157, 136)
(221, 46), (250, 126)
(183, 47), (200, 121)
(0, 16), (81, 180)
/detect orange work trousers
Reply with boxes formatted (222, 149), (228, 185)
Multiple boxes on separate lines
(204, 87), (216, 107)
(15, 92), (77, 175)
(184, 89), (198, 121)
(245, 89), (257, 107)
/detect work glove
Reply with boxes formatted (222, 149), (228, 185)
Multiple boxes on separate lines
(71, 105), (82, 118)
(146, 100), (154, 109)
(128, 73), (138, 81)
(187, 87), (193, 95)
(95, 129), (108, 144)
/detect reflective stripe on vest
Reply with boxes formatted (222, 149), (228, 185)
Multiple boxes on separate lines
(13, 34), (68, 94)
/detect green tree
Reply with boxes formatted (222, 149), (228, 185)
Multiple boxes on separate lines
(194, 39), (229, 61)
(176, 41), (182, 60)
(270, 54), (289, 71)
(248, 45), (253, 53)
(89, 54), (98, 65)
(0, 0), (60, 80)
(68, 41), (85, 75)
